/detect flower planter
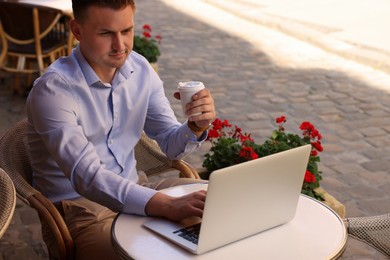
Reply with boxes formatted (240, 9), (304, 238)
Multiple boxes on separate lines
(314, 187), (346, 218)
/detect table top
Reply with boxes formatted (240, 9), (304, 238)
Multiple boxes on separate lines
(112, 183), (347, 260)
(4, 0), (72, 15)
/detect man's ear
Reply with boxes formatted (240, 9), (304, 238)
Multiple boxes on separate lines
(70, 19), (82, 41)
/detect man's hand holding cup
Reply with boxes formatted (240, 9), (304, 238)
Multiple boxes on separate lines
(174, 81), (216, 136)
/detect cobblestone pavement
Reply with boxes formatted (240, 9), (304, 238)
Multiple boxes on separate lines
(1, 0), (390, 259)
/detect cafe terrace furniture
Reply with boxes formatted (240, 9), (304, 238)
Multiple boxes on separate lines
(0, 1), (73, 94)
(111, 183), (348, 260)
(344, 213), (390, 257)
(0, 119), (74, 260)
(0, 168), (16, 239)
(0, 118), (201, 260)
(135, 131), (200, 179)
(4, 0), (73, 14)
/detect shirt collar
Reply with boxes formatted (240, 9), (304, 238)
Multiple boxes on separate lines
(74, 46), (101, 86)
(74, 46), (135, 87)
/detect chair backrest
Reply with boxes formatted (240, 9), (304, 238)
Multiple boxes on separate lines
(0, 2), (72, 77)
(0, 2), (65, 45)
(0, 118), (37, 203)
(345, 213), (390, 257)
(0, 118), (74, 260)
(0, 168), (16, 239)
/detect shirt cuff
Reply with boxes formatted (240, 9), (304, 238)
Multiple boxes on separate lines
(122, 184), (158, 216)
(184, 120), (208, 141)
(174, 121), (208, 160)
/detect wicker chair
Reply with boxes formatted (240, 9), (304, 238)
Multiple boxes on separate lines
(0, 2), (73, 94)
(344, 213), (390, 257)
(135, 131), (200, 179)
(0, 118), (200, 259)
(0, 168), (16, 239)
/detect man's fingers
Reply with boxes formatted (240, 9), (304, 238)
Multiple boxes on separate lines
(191, 88), (210, 100)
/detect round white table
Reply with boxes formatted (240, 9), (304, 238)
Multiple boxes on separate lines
(112, 184), (347, 260)
(10, 0), (73, 15)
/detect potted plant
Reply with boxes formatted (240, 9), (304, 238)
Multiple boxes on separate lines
(133, 24), (162, 64)
(202, 116), (346, 217)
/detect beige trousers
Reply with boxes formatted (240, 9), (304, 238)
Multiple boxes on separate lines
(41, 172), (206, 259)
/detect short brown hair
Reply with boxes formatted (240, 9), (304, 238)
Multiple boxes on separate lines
(72, 0), (136, 22)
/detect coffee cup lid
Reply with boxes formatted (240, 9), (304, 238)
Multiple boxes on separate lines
(178, 81), (204, 88)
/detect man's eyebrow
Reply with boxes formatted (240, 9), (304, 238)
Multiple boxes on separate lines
(122, 26), (134, 31)
(99, 26), (134, 33)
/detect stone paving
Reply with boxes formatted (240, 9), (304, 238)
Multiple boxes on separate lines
(1, 0), (390, 259)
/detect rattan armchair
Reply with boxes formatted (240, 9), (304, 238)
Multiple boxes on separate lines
(0, 168), (16, 239)
(344, 213), (390, 257)
(0, 2), (73, 95)
(135, 131), (200, 179)
(0, 119), (73, 260)
(0, 118), (200, 259)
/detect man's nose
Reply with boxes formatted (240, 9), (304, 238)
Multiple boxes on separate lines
(112, 33), (125, 50)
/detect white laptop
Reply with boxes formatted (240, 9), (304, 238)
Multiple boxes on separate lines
(143, 144), (312, 255)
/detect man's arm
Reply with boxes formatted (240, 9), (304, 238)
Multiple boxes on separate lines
(26, 71), (158, 215)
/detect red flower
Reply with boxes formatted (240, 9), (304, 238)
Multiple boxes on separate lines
(310, 150), (318, 156)
(250, 152), (259, 160)
(207, 128), (220, 139)
(143, 24), (152, 31)
(240, 133), (253, 144)
(232, 125), (242, 139)
(276, 116), (286, 124)
(143, 31), (151, 38)
(207, 119), (234, 140)
(299, 121), (323, 142)
(312, 141), (324, 152)
(304, 170), (316, 183)
(311, 128), (322, 140)
(239, 146), (259, 160)
(212, 118), (223, 130)
(299, 121), (314, 131)
(155, 35), (162, 43)
(222, 120), (231, 128)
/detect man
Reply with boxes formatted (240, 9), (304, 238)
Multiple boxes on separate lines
(26, 0), (216, 258)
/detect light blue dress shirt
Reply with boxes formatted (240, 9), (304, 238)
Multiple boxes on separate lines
(26, 46), (205, 215)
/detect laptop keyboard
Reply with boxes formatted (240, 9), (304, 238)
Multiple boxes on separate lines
(173, 223), (201, 244)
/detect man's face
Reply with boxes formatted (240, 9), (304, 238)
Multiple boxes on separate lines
(71, 5), (135, 81)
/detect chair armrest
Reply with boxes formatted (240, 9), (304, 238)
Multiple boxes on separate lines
(27, 192), (74, 260)
(172, 160), (201, 179)
(135, 132), (201, 179)
(345, 213), (390, 257)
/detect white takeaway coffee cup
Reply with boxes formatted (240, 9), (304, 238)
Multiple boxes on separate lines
(178, 81), (205, 117)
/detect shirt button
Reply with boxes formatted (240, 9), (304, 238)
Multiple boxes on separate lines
(109, 139), (114, 144)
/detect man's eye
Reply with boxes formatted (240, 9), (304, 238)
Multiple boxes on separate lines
(122, 29), (132, 34)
